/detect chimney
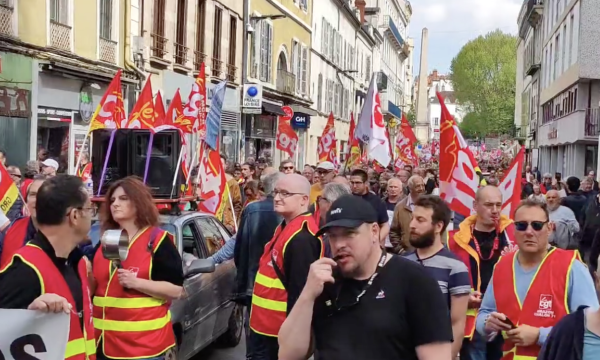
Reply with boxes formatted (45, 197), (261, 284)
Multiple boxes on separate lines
(355, 0), (366, 23)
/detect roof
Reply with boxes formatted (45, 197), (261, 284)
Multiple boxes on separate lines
(431, 91), (457, 104)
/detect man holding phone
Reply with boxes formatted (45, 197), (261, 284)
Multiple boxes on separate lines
(476, 200), (598, 360)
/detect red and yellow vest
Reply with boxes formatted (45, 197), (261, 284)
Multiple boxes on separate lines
(77, 163), (92, 182)
(2, 244), (96, 360)
(494, 248), (579, 360)
(0, 217), (31, 268)
(250, 213), (323, 337)
(92, 227), (176, 359)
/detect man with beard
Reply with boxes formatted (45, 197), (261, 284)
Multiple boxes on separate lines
(404, 195), (471, 360)
(448, 185), (515, 360)
(278, 195), (452, 360)
(547, 190), (579, 250)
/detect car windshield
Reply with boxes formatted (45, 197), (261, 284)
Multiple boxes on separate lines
(88, 221), (176, 247)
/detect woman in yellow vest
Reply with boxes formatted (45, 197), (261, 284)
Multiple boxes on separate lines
(91, 177), (185, 360)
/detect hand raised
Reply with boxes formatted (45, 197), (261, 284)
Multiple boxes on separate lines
(303, 258), (337, 300)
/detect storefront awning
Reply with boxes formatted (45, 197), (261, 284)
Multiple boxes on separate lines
(289, 105), (318, 116)
(262, 103), (287, 116)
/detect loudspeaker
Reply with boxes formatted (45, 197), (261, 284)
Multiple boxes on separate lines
(91, 129), (183, 198)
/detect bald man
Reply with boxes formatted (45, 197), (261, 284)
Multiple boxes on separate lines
(248, 173), (324, 360)
(332, 175), (350, 186)
(447, 185), (515, 360)
(384, 177), (404, 251)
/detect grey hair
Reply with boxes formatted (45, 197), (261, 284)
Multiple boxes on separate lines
(407, 175), (423, 188)
(261, 172), (283, 195)
(322, 183), (351, 203)
(543, 173), (552, 178)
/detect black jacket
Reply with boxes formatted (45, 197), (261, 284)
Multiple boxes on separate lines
(538, 306), (588, 360)
(562, 192), (588, 222)
(581, 196), (600, 247)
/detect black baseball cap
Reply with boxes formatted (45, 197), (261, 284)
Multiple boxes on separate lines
(316, 195), (378, 236)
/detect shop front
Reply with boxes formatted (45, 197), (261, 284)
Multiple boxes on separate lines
(163, 71), (242, 162)
(36, 72), (122, 174)
(241, 98), (287, 165)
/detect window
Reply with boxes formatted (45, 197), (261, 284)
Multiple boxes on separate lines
(569, 14), (574, 66)
(176, 0), (187, 45)
(321, 19), (327, 54)
(181, 221), (203, 261)
(50, 0), (69, 24)
(365, 56), (371, 82)
(562, 24), (566, 72)
(325, 80), (330, 113)
(195, 0), (206, 54)
(549, 44), (553, 82)
(317, 74), (323, 111)
(228, 16), (237, 66)
(334, 83), (340, 117)
(329, 28), (335, 60)
(196, 218), (224, 256)
(213, 7), (222, 61)
(99, 0), (113, 39)
(434, 117), (439, 126)
(259, 21), (273, 82)
(554, 35), (560, 80)
(299, 0), (307, 11)
(301, 46), (308, 95)
(292, 40), (300, 92)
(541, 85), (578, 124)
(152, 0), (166, 57)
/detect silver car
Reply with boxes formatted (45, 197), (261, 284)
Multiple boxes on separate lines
(89, 212), (243, 359)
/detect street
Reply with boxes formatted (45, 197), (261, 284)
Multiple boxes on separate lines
(198, 334), (246, 360)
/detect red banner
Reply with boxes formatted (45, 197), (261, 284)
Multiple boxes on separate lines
(276, 106), (298, 159)
(317, 112), (337, 166)
(89, 70), (126, 131)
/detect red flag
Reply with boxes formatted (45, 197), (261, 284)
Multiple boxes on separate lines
(317, 113), (337, 166)
(276, 106), (298, 159)
(345, 112), (362, 169)
(125, 78), (155, 129)
(394, 114), (419, 171)
(89, 70), (126, 131)
(499, 146), (525, 218)
(152, 91), (167, 132)
(176, 63), (207, 135)
(197, 143), (229, 221)
(438, 91), (486, 217)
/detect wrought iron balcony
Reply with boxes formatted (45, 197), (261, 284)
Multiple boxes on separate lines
(151, 33), (168, 58)
(276, 69), (296, 95)
(226, 64), (237, 83)
(585, 108), (600, 137)
(99, 37), (117, 64)
(50, 21), (71, 51)
(193, 51), (206, 71)
(174, 43), (189, 66)
(211, 57), (223, 77)
(0, 2), (15, 38)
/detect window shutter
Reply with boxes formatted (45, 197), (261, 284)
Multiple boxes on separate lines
(301, 46), (308, 95)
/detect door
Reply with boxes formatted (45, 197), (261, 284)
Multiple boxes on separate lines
(179, 219), (218, 358)
(194, 217), (234, 337)
(69, 125), (89, 175)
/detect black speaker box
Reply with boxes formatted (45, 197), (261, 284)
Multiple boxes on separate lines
(91, 129), (183, 198)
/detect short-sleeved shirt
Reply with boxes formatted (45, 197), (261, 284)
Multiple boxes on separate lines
(312, 255), (452, 360)
(357, 192), (389, 225)
(404, 247), (471, 307)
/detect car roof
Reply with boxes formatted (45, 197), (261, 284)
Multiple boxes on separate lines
(159, 211), (214, 225)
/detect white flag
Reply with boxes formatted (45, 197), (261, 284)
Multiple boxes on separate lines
(355, 74), (391, 166)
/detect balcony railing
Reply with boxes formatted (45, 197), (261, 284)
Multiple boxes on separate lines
(226, 64), (237, 83)
(276, 69), (295, 95)
(585, 108), (600, 137)
(49, 21), (71, 51)
(0, 2), (14, 37)
(174, 43), (189, 66)
(99, 37), (117, 64)
(519, 0), (544, 37)
(151, 33), (168, 58)
(193, 51), (206, 70)
(514, 125), (529, 139)
(211, 57), (223, 77)
(524, 38), (540, 76)
(380, 15), (405, 49)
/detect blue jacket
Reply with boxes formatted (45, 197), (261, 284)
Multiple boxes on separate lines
(233, 196), (281, 304)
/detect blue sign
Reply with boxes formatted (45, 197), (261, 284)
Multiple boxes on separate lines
(291, 113), (310, 129)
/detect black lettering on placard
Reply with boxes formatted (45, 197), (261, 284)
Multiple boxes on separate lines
(0, 196), (13, 213)
(8, 334), (47, 360)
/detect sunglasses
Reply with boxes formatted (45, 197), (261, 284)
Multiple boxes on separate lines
(283, 166), (294, 170)
(514, 221), (548, 232)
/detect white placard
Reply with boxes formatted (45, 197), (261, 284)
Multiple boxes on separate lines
(0, 309), (70, 360)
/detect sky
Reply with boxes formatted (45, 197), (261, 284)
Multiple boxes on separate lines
(408, 0), (522, 76)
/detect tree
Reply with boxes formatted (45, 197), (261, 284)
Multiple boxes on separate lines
(450, 30), (517, 136)
(405, 104), (416, 127)
(459, 112), (486, 139)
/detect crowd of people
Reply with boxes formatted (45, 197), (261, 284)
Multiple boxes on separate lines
(1, 152), (600, 360)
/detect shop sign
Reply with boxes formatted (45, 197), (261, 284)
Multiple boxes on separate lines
(0, 86), (30, 117)
(291, 113), (310, 129)
(37, 107), (73, 120)
(79, 84), (94, 124)
(242, 83), (262, 111)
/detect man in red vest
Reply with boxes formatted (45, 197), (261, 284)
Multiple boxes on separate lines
(0, 175), (96, 360)
(249, 173), (323, 360)
(448, 186), (515, 360)
(0, 176), (45, 268)
(476, 199), (599, 360)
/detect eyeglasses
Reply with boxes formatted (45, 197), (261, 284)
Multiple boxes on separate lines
(514, 221), (548, 232)
(283, 166), (294, 170)
(78, 207), (98, 217)
(316, 169), (332, 175)
(273, 190), (304, 198)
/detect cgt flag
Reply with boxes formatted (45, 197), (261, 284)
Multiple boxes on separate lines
(197, 143), (229, 222)
(0, 163), (19, 217)
(498, 146), (525, 218)
(176, 64), (208, 136)
(317, 113), (338, 166)
(124, 78), (155, 129)
(89, 70), (126, 131)
(276, 106), (298, 159)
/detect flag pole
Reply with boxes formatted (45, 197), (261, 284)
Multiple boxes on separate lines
(97, 130), (117, 196)
(170, 144), (185, 199)
(142, 132), (154, 184)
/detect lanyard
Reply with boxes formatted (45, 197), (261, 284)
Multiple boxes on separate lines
(470, 225), (499, 261)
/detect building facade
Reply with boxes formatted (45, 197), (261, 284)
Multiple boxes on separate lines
(139, 0), (244, 162)
(525, 0), (600, 176)
(0, 0), (139, 170)
(415, 70), (463, 139)
(307, 0), (379, 166)
(242, 0), (316, 167)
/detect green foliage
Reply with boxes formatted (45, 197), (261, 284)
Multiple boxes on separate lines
(405, 104), (416, 127)
(450, 30), (517, 136)
(459, 112), (486, 138)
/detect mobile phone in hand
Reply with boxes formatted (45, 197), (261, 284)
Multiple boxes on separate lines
(502, 317), (517, 329)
